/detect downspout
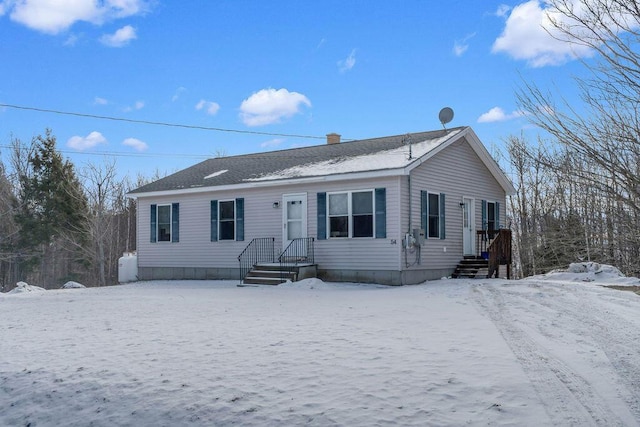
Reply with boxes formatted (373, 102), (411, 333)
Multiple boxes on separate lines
(405, 174), (412, 270)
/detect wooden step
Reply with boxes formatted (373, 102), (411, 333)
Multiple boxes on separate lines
(452, 257), (489, 279)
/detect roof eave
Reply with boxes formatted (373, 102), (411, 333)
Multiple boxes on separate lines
(461, 128), (516, 195)
(127, 168), (405, 199)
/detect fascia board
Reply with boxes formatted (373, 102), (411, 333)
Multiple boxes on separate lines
(462, 128), (516, 195)
(127, 168), (404, 199)
(403, 127), (515, 195)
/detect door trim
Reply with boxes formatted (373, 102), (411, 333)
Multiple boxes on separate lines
(463, 197), (475, 256)
(282, 193), (307, 249)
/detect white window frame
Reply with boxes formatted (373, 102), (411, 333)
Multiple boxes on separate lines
(487, 201), (497, 232)
(218, 199), (236, 241)
(157, 204), (172, 243)
(427, 192), (440, 239)
(327, 189), (375, 239)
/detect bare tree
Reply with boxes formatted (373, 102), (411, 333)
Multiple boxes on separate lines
(72, 160), (119, 286)
(519, 0), (640, 206)
(513, 0), (640, 275)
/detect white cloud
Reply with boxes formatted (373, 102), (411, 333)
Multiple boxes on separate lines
(5, 0), (149, 34)
(453, 33), (476, 57)
(64, 33), (79, 46)
(123, 100), (144, 112)
(495, 4), (511, 18)
(260, 138), (284, 148)
(477, 107), (526, 123)
(195, 99), (220, 116)
(492, 0), (593, 67)
(453, 42), (468, 57)
(67, 131), (107, 151)
(172, 86), (187, 102)
(100, 25), (136, 47)
(122, 137), (148, 152)
(107, 0), (146, 17)
(94, 97), (108, 105)
(338, 49), (356, 73)
(239, 88), (311, 127)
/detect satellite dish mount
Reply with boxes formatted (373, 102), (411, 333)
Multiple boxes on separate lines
(438, 107), (454, 129)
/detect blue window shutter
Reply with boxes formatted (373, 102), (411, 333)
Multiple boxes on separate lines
(481, 200), (487, 230)
(375, 188), (386, 238)
(420, 190), (428, 238)
(317, 192), (326, 240)
(439, 193), (446, 240)
(496, 201), (501, 229)
(150, 204), (157, 243)
(171, 203), (180, 242)
(236, 198), (244, 241)
(210, 200), (218, 242)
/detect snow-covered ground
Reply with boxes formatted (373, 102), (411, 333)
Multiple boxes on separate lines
(1, 263), (639, 426)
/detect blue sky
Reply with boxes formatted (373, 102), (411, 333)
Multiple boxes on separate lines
(0, 1), (592, 179)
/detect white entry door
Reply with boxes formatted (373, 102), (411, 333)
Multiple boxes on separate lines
(463, 197), (475, 255)
(283, 193), (307, 249)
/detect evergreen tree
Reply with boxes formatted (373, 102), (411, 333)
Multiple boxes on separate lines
(14, 130), (88, 287)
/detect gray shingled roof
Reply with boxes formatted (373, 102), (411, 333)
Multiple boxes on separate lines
(129, 127), (465, 194)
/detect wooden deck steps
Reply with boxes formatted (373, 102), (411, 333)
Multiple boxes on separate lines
(452, 256), (489, 279)
(241, 262), (317, 286)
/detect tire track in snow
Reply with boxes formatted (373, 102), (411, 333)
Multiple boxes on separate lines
(506, 280), (640, 421)
(472, 284), (627, 426)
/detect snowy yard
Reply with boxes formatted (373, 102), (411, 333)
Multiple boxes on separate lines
(2, 265), (640, 426)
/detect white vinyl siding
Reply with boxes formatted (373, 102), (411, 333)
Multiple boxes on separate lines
(136, 176), (402, 271)
(402, 137), (507, 270)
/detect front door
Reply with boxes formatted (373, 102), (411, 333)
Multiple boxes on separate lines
(283, 193), (307, 250)
(463, 197), (475, 255)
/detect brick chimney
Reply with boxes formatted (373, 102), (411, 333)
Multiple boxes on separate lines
(326, 133), (341, 145)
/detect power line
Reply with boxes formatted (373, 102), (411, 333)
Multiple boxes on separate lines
(0, 102), (327, 140)
(0, 144), (211, 160)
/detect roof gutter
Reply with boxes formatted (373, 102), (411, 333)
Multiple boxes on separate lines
(127, 167), (406, 199)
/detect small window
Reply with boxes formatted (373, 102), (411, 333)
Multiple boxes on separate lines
(428, 193), (440, 238)
(421, 191), (445, 240)
(219, 200), (235, 240)
(352, 191), (373, 237)
(328, 193), (348, 237)
(487, 202), (496, 232)
(157, 205), (171, 242)
(328, 190), (374, 238)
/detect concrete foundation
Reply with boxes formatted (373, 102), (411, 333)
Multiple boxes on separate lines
(137, 266), (455, 286)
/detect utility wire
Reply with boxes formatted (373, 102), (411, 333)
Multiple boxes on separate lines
(0, 102), (328, 140)
(0, 144), (212, 159)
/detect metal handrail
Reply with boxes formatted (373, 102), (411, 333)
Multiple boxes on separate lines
(237, 237), (275, 283)
(278, 237), (315, 282)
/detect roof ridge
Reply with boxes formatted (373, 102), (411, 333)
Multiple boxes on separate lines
(129, 126), (470, 194)
(209, 126), (468, 160)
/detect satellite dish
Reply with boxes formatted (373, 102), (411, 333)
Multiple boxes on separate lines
(438, 107), (454, 128)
